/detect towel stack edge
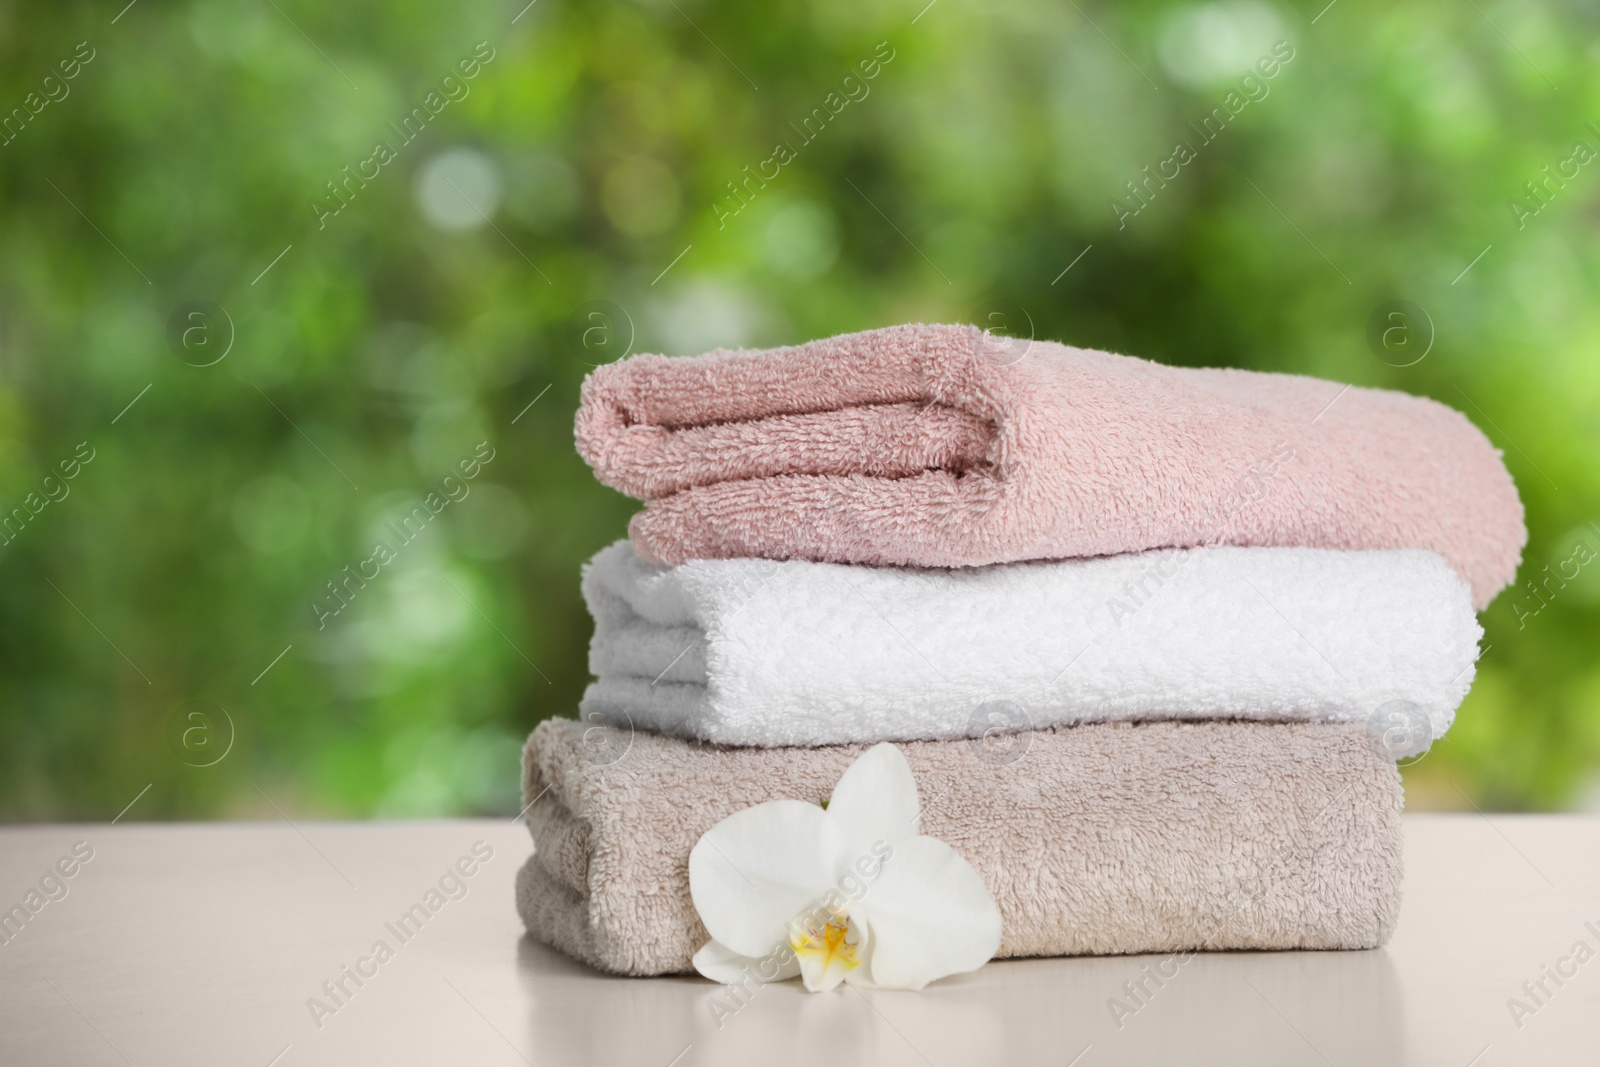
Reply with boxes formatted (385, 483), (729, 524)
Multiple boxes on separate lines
(515, 322), (1527, 973)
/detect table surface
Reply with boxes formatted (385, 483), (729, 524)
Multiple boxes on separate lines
(0, 815), (1595, 1067)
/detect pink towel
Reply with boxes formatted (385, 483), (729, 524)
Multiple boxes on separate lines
(576, 323), (1525, 608)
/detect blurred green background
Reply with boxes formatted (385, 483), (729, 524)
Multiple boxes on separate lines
(1, 0), (1595, 819)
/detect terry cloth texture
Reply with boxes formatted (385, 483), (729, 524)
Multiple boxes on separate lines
(515, 717), (1405, 977)
(574, 323), (1525, 609)
(580, 539), (1481, 747)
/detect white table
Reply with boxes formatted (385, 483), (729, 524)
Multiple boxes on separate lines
(1, 815), (1595, 1066)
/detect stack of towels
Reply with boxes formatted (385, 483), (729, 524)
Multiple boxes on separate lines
(515, 323), (1525, 976)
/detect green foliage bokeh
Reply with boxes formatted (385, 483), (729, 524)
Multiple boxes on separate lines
(1, 0), (1596, 817)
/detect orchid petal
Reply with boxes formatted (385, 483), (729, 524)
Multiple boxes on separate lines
(689, 799), (835, 958)
(692, 938), (799, 985)
(824, 743), (921, 865)
(852, 836), (1001, 991)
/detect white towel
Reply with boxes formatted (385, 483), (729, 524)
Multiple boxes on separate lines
(580, 540), (1481, 747)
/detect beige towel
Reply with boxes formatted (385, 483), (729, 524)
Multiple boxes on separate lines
(515, 718), (1404, 976)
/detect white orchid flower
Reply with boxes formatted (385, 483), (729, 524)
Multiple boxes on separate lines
(688, 743), (1002, 993)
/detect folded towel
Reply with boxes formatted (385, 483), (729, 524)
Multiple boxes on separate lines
(515, 717), (1404, 976)
(580, 539), (1480, 747)
(575, 323), (1524, 608)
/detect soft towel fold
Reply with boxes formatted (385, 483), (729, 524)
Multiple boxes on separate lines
(575, 323), (1524, 608)
(516, 717), (1405, 976)
(580, 539), (1480, 747)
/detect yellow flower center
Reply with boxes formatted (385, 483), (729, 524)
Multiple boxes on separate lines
(790, 917), (862, 973)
